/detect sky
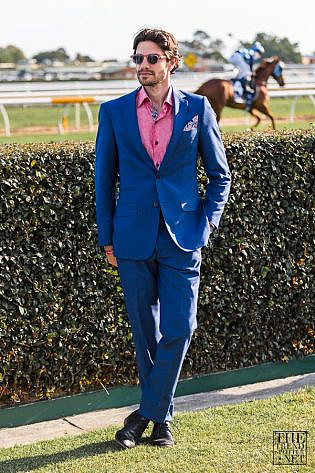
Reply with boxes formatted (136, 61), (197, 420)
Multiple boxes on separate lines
(2, 0), (314, 61)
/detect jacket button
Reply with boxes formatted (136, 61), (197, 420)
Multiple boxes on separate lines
(156, 175), (160, 179)
(153, 202), (159, 208)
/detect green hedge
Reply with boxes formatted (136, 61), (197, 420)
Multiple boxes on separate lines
(0, 130), (314, 406)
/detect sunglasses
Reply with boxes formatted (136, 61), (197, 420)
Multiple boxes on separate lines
(130, 54), (167, 65)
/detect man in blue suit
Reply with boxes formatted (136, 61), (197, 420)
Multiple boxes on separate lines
(95, 28), (231, 448)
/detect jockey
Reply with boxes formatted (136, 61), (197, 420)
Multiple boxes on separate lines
(229, 41), (265, 109)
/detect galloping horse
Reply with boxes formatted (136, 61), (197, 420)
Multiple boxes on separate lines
(195, 56), (285, 129)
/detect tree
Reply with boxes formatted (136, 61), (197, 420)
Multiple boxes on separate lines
(241, 33), (302, 63)
(32, 47), (70, 64)
(0, 45), (25, 63)
(75, 53), (95, 63)
(180, 30), (227, 63)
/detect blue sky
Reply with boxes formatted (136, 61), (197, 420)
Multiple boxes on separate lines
(2, 0), (314, 60)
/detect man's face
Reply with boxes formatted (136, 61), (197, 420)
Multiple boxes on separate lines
(135, 40), (176, 87)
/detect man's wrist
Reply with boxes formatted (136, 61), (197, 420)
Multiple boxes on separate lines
(100, 245), (113, 252)
(102, 245), (114, 255)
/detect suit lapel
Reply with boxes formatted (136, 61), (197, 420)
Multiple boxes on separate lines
(159, 88), (188, 171)
(120, 87), (189, 171)
(121, 88), (155, 170)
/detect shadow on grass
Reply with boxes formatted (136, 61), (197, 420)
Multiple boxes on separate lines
(0, 437), (149, 473)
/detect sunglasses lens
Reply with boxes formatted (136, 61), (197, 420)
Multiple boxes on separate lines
(148, 55), (158, 64)
(132, 54), (162, 64)
(132, 55), (143, 64)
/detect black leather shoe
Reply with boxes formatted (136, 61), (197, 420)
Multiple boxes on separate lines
(115, 410), (150, 449)
(150, 421), (174, 447)
(123, 409), (141, 427)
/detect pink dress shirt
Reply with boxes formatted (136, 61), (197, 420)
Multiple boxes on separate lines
(136, 86), (174, 169)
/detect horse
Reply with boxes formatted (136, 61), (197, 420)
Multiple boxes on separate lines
(195, 56), (285, 130)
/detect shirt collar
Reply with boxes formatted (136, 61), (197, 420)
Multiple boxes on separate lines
(137, 86), (173, 108)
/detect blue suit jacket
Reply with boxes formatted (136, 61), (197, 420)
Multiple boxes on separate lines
(95, 87), (231, 259)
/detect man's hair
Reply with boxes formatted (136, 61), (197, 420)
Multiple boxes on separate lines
(133, 28), (182, 74)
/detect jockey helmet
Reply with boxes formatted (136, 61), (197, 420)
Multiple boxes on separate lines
(251, 41), (265, 55)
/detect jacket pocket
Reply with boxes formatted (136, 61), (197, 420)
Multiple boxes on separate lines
(181, 198), (200, 211)
(181, 129), (198, 143)
(115, 202), (137, 217)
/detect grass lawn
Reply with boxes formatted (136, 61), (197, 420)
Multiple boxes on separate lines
(1, 104), (100, 130)
(0, 95), (313, 143)
(0, 96), (313, 132)
(0, 121), (313, 144)
(220, 120), (314, 133)
(0, 131), (96, 144)
(221, 96), (315, 119)
(0, 96), (313, 144)
(0, 387), (314, 473)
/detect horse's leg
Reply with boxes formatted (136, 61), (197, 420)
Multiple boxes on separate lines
(249, 109), (261, 130)
(215, 110), (222, 122)
(257, 104), (276, 129)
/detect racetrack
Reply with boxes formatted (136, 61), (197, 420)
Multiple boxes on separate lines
(0, 96), (314, 143)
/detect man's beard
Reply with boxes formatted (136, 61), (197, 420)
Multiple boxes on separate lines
(137, 69), (166, 86)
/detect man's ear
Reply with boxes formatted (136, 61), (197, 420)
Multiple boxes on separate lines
(168, 56), (178, 72)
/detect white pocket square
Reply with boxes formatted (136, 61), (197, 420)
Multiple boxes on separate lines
(183, 115), (198, 131)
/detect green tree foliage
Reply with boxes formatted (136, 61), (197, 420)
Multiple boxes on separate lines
(241, 33), (302, 63)
(32, 47), (70, 64)
(0, 45), (25, 63)
(180, 30), (227, 63)
(75, 53), (95, 63)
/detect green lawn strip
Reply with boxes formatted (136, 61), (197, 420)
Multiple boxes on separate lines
(220, 121), (314, 133)
(2, 104), (100, 129)
(0, 131), (96, 144)
(0, 120), (313, 144)
(0, 387), (314, 473)
(0, 97), (313, 132)
(221, 96), (315, 119)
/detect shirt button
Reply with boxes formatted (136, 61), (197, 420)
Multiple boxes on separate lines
(153, 202), (159, 208)
(155, 141), (159, 145)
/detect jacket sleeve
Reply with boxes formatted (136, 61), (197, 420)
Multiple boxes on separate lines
(198, 97), (231, 228)
(94, 103), (118, 246)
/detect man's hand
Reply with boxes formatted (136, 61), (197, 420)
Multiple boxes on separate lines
(104, 245), (118, 267)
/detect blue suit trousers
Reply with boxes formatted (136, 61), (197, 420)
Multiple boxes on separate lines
(117, 213), (201, 423)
